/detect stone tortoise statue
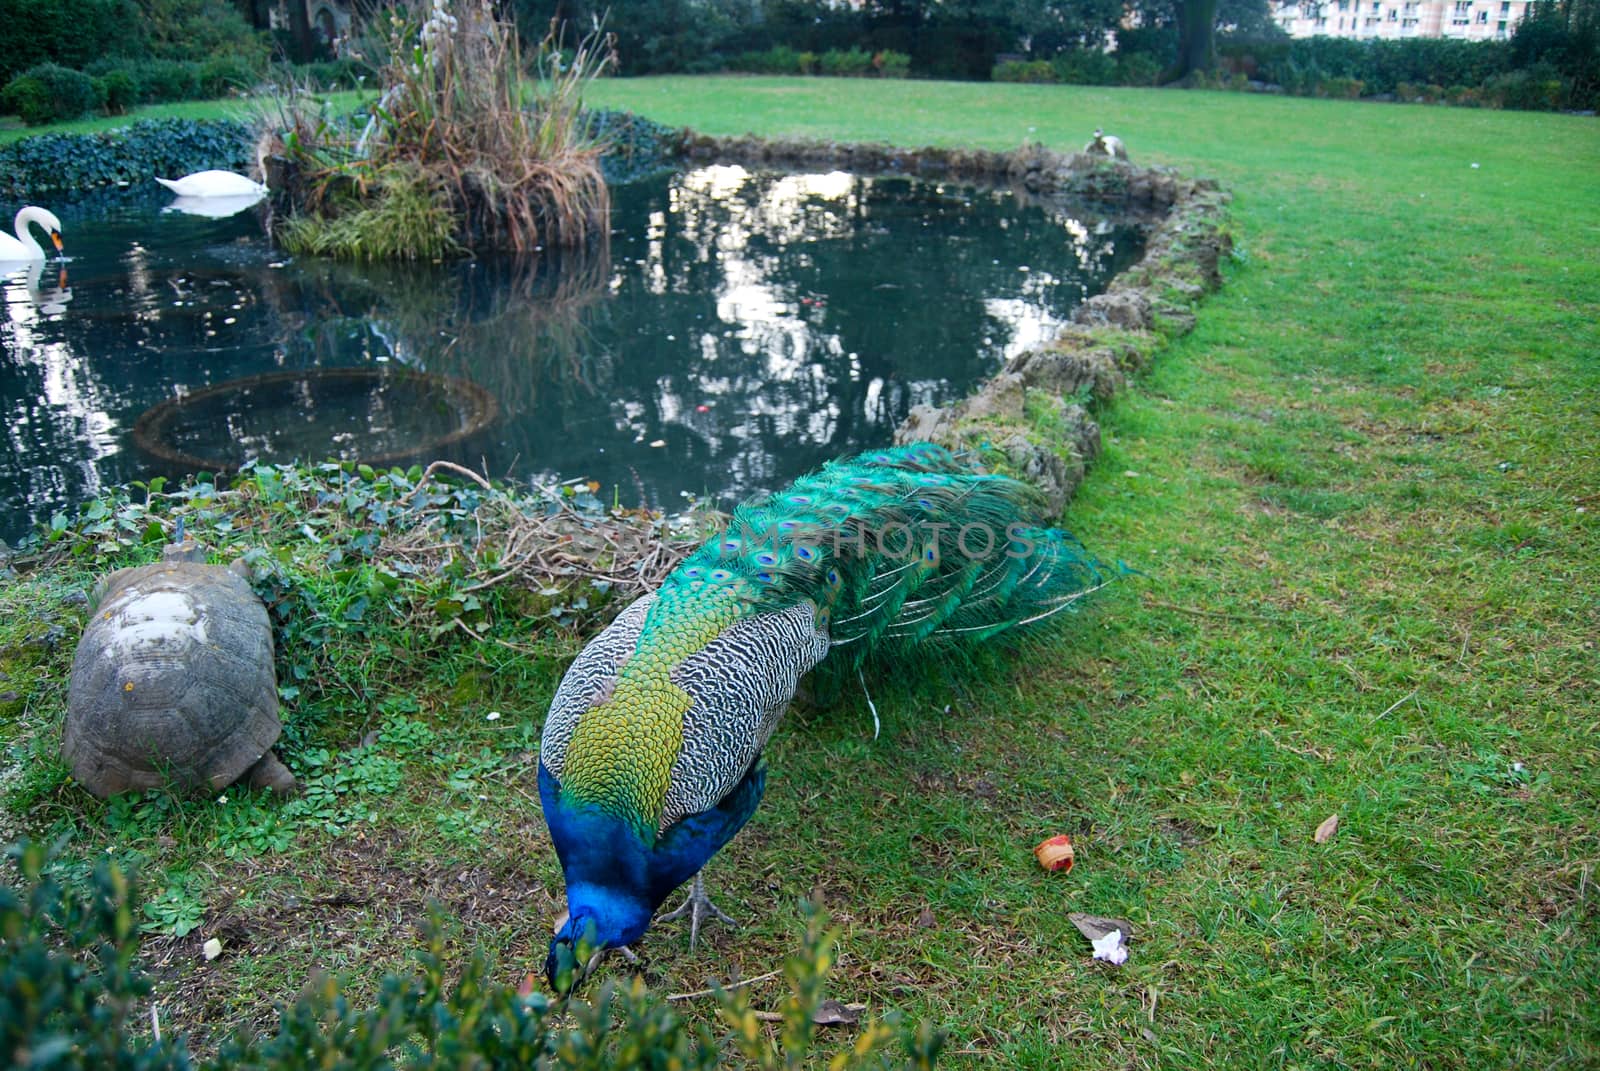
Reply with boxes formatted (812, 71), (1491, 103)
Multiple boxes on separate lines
(62, 540), (298, 798)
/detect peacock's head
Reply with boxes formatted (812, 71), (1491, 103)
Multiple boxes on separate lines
(545, 886), (654, 991)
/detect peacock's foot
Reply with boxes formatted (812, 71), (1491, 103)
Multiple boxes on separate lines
(582, 943), (639, 976)
(657, 872), (737, 950)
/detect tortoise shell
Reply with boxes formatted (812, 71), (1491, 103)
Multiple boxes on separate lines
(62, 543), (283, 798)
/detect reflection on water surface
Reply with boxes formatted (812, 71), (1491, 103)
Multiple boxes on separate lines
(1, 166), (1144, 545)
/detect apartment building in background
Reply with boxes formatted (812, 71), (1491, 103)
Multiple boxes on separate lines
(1271, 0), (1534, 40)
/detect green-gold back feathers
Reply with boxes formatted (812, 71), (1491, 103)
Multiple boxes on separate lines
(656, 442), (1107, 652)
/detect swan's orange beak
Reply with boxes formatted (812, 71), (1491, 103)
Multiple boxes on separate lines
(49, 230), (63, 252)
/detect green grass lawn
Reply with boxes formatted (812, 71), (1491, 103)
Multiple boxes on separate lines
(0, 99), (251, 145)
(4, 79), (1598, 1068)
(0, 92), (369, 146)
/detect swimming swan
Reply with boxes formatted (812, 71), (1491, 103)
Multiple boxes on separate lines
(155, 170), (268, 199)
(0, 206), (64, 264)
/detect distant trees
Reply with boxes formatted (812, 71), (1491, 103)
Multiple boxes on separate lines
(1510, 0), (1599, 106)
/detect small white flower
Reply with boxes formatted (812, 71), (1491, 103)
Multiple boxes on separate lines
(486, 710), (501, 721)
(1091, 928), (1128, 965)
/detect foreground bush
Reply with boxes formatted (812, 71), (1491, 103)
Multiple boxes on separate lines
(2, 840), (942, 1069)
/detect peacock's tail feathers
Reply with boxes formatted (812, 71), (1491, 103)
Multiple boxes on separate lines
(649, 444), (1108, 663)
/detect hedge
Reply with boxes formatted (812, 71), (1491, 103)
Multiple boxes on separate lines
(0, 118), (254, 200)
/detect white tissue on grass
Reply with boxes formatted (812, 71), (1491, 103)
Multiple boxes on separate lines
(1091, 928), (1128, 965)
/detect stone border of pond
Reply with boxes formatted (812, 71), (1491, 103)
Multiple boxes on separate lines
(673, 131), (1233, 515)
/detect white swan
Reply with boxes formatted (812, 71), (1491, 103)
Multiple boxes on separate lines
(154, 170), (268, 199)
(162, 191), (268, 219)
(0, 206), (64, 264)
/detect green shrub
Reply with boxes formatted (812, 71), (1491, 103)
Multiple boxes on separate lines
(820, 47), (875, 76)
(0, 63), (98, 124)
(1, 839), (944, 1070)
(874, 49), (911, 77)
(1116, 52), (1163, 86)
(1487, 67), (1564, 109)
(94, 69), (139, 113)
(993, 59), (1057, 83)
(1051, 48), (1118, 85)
(200, 53), (265, 97)
(1394, 79), (1421, 101)
(798, 50), (819, 74)
(294, 58), (368, 90)
(140, 0), (268, 67)
(1222, 36), (1510, 96)
(0, 75), (52, 125)
(129, 58), (203, 102)
(0, 0), (136, 85)
(732, 45), (807, 74)
(1321, 75), (1366, 99)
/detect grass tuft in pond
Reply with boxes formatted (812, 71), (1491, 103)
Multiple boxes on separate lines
(277, 162), (462, 262)
(263, 0), (613, 258)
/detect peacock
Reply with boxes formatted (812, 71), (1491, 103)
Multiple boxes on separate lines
(538, 443), (1108, 986)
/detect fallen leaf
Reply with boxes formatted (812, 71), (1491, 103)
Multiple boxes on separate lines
(1314, 814), (1340, 843)
(518, 973), (536, 997)
(811, 999), (865, 1026)
(1070, 912), (1136, 945)
(1034, 834), (1075, 872)
(916, 905), (936, 928)
(586, 480), (601, 493)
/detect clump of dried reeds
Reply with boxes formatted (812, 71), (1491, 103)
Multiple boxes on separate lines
(264, 0), (615, 259)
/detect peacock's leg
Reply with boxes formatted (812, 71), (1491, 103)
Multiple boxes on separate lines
(657, 872), (737, 949)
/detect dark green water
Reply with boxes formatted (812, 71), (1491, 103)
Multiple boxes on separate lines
(0, 166), (1144, 546)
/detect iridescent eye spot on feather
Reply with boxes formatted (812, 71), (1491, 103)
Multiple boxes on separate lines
(755, 551), (778, 566)
(756, 571), (775, 584)
(916, 497), (933, 510)
(778, 519), (799, 532)
(721, 539), (741, 554)
(788, 494), (813, 506)
(682, 566), (704, 579)
(709, 568), (733, 583)
(795, 544), (818, 562)
(827, 503), (849, 516)
(825, 568), (841, 588)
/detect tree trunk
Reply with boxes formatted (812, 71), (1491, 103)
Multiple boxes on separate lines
(1162, 0), (1220, 83)
(286, 0), (318, 62)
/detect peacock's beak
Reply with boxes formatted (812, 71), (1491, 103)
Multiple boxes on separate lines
(49, 231), (63, 253)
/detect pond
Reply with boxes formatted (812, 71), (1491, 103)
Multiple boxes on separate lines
(0, 165), (1146, 547)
